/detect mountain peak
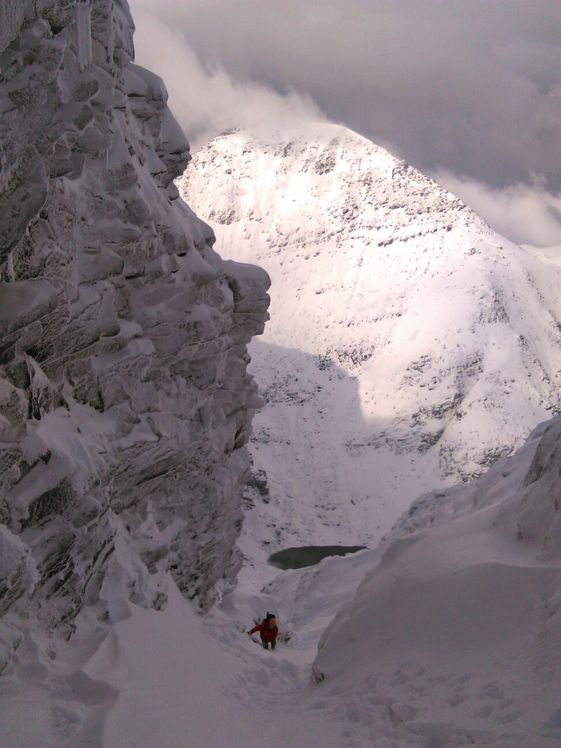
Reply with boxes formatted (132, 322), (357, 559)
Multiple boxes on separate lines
(178, 124), (561, 554)
(197, 122), (477, 243)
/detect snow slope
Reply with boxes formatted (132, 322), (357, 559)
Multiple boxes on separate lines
(5, 418), (560, 747)
(312, 415), (561, 747)
(83, 584), (351, 748)
(178, 126), (561, 561)
(0, 562), (385, 748)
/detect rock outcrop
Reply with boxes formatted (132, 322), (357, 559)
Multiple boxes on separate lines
(0, 0), (269, 667)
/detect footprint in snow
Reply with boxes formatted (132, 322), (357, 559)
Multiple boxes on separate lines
(472, 703), (494, 718)
(446, 690), (466, 707)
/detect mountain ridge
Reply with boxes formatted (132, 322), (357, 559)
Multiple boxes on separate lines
(178, 123), (561, 559)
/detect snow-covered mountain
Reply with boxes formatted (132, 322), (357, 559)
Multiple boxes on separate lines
(0, 0), (268, 671)
(3, 3), (561, 747)
(178, 125), (561, 559)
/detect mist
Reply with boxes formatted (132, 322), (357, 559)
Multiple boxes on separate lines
(129, 0), (561, 246)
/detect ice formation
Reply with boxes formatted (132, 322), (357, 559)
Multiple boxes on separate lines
(0, 0), (269, 667)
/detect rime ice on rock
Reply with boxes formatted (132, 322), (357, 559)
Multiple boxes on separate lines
(0, 0), (269, 666)
(75, 1), (93, 71)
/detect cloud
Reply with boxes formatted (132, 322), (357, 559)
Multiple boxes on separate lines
(129, 5), (323, 151)
(130, 0), (561, 188)
(434, 173), (561, 248)
(128, 0), (561, 244)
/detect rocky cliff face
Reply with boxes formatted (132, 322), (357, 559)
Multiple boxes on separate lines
(0, 0), (269, 667)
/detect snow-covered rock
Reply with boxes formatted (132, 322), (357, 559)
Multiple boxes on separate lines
(178, 126), (561, 556)
(0, 0), (269, 665)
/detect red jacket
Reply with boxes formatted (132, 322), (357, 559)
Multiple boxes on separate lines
(249, 619), (278, 642)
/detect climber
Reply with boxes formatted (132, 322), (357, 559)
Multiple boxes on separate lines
(248, 612), (279, 650)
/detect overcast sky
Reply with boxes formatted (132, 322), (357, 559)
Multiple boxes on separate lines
(129, 0), (561, 247)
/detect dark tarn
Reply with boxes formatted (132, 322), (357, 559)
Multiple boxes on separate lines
(268, 545), (367, 570)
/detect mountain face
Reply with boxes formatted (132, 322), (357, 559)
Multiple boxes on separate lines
(0, 1), (269, 667)
(178, 125), (561, 557)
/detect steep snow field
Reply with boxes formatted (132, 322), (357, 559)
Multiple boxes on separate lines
(310, 416), (561, 747)
(178, 126), (561, 572)
(4, 416), (561, 747)
(0, 547), (379, 747)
